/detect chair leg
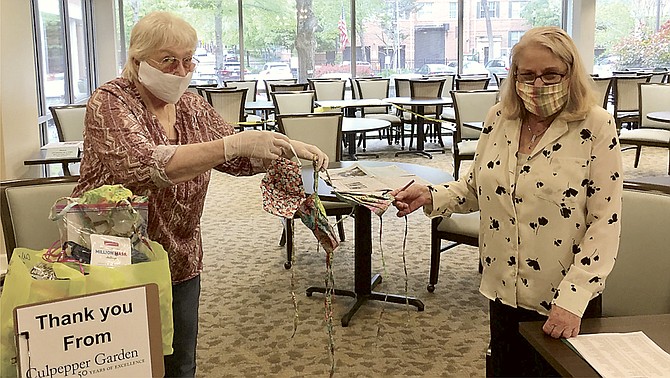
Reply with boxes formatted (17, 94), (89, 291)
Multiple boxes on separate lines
(634, 146), (642, 168)
(428, 219), (441, 292)
(335, 215), (345, 242)
(284, 218), (294, 269)
(453, 157), (461, 179)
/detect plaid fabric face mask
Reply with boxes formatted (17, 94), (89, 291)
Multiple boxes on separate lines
(515, 80), (569, 118)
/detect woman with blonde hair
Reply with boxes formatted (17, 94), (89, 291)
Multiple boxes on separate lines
(391, 26), (623, 376)
(74, 11), (327, 377)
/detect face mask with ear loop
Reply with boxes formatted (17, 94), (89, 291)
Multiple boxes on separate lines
(137, 61), (193, 104)
(515, 80), (570, 118)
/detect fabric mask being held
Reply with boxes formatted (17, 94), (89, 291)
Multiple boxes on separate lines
(515, 81), (569, 118)
(138, 61), (193, 104)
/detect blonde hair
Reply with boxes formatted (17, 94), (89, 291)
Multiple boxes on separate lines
(499, 26), (597, 121)
(121, 11), (198, 83)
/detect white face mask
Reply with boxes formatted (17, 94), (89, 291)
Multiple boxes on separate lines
(138, 61), (193, 104)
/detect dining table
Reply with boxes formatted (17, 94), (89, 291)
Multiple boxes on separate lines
(316, 99), (389, 118)
(302, 160), (453, 326)
(647, 111), (670, 123)
(341, 118), (391, 160)
(244, 100), (275, 129)
(24, 149), (81, 176)
(520, 314), (670, 377)
(383, 97), (453, 158)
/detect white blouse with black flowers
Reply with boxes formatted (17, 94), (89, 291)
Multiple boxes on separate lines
(426, 103), (623, 317)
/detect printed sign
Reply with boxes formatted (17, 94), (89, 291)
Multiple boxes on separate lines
(14, 285), (163, 378)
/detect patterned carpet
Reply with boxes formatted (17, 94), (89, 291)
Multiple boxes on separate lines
(196, 136), (667, 377)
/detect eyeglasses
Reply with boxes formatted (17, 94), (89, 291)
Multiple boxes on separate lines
(148, 56), (199, 73)
(515, 72), (566, 85)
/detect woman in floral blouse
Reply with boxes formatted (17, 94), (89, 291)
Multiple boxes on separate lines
(73, 12), (327, 377)
(391, 27), (623, 376)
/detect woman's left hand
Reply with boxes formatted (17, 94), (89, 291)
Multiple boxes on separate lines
(288, 140), (329, 171)
(543, 305), (581, 339)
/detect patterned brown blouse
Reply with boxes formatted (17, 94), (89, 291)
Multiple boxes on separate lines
(73, 78), (264, 283)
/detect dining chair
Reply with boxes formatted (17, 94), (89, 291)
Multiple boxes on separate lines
(270, 90), (315, 115)
(389, 77), (414, 149)
(492, 73), (507, 88)
(647, 71), (667, 83)
(591, 76), (613, 109)
(355, 78), (402, 146)
(269, 82), (309, 94)
(195, 83), (220, 97)
(450, 89), (500, 178)
(424, 74), (456, 97)
(49, 104), (87, 175)
(612, 74), (652, 131)
(224, 80), (257, 101)
(602, 181), (670, 316)
(275, 112), (351, 268)
(409, 78), (447, 151)
(203, 87), (248, 130)
(263, 79), (298, 100)
(428, 212), (480, 292)
(224, 80), (263, 128)
(618, 83), (670, 174)
(307, 79), (346, 101)
(186, 84), (200, 95)
(1, 176), (80, 262)
(455, 77), (490, 90)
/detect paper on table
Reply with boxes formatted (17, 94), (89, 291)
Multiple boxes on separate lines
(566, 331), (670, 377)
(323, 163), (429, 194)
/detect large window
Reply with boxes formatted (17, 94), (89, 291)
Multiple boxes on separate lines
(593, 0), (670, 76)
(105, 0), (567, 94)
(33, 0), (94, 175)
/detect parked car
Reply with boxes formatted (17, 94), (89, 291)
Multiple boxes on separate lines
(256, 62), (293, 82)
(485, 58), (509, 77)
(340, 60), (375, 74)
(190, 73), (221, 87)
(217, 61), (249, 81)
(447, 60), (491, 77)
(415, 64), (452, 75)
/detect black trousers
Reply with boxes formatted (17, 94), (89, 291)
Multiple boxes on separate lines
(488, 296), (601, 377)
(164, 275), (201, 378)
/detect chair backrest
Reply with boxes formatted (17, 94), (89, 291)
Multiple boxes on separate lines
(639, 83), (670, 130)
(277, 113), (343, 164)
(1, 176), (79, 261)
(394, 78), (411, 97)
(195, 83), (219, 97)
(356, 78), (391, 114)
(455, 77), (490, 90)
(270, 90), (315, 115)
(186, 85), (200, 95)
(613, 75), (651, 113)
(492, 73), (507, 88)
(49, 104), (87, 142)
(308, 79), (346, 101)
(224, 80), (257, 102)
(451, 89), (499, 141)
(410, 78), (446, 115)
(204, 88), (248, 124)
(264, 79), (298, 100)
(602, 182), (670, 316)
(591, 76), (613, 109)
(648, 71), (667, 83)
(423, 74), (456, 97)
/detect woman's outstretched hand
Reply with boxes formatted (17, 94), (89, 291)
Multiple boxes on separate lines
(389, 183), (432, 217)
(288, 140), (329, 171)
